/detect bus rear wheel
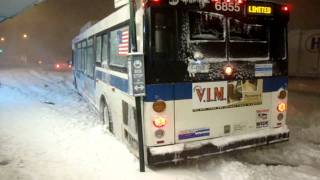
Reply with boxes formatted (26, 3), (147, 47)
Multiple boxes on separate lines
(100, 101), (113, 134)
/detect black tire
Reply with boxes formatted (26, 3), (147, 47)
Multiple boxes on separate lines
(100, 100), (113, 133)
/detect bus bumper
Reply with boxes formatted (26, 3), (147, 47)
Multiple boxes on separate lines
(147, 127), (289, 165)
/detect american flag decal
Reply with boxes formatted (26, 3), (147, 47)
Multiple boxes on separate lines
(117, 29), (129, 56)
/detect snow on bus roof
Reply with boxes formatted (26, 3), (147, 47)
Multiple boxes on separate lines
(72, 4), (130, 45)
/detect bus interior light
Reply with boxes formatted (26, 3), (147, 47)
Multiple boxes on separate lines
(277, 103), (287, 113)
(224, 65), (233, 76)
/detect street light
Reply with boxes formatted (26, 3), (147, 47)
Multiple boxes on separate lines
(22, 33), (28, 39)
(0, 37), (5, 42)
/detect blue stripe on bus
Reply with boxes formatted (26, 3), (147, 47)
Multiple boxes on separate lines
(174, 83), (192, 100)
(144, 84), (174, 102)
(96, 70), (129, 93)
(263, 77), (288, 92)
(144, 77), (288, 102)
(256, 67), (273, 71)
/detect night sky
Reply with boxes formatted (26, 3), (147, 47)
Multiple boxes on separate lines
(0, 0), (319, 65)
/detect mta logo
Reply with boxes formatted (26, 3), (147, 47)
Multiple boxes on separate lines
(306, 34), (320, 53)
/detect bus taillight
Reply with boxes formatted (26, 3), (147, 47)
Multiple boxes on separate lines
(277, 103), (287, 113)
(278, 90), (287, 99)
(153, 116), (167, 128)
(153, 100), (166, 113)
(281, 5), (291, 13)
(237, 0), (243, 4)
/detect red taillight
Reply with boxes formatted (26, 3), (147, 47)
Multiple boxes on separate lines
(151, 0), (160, 3)
(56, 64), (60, 69)
(281, 5), (290, 12)
(237, 0), (243, 4)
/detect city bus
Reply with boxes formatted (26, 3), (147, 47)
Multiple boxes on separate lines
(72, 0), (290, 165)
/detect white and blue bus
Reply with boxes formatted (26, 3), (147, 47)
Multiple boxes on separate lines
(72, 0), (290, 165)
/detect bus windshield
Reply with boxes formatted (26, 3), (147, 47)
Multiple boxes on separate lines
(228, 18), (269, 60)
(187, 11), (270, 61)
(146, 7), (288, 83)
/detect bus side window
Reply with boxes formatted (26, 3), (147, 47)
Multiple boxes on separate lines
(95, 35), (102, 66)
(101, 33), (109, 68)
(86, 38), (94, 78)
(109, 26), (129, 70)
(153, 9), (175, 61)
(76, 42), (82, 72)
(81, 41), (87, 73)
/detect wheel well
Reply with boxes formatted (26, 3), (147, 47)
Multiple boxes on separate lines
(100, 95), (106, 109)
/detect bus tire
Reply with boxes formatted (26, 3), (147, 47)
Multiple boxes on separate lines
(100, 98), (114, 133)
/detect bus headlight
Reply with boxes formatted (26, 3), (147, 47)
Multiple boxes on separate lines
(277, 103), (287, 113)
(153, 100), (166, 113)
(153, 116), (167, 128)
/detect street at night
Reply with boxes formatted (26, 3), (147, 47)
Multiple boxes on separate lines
(1, 0), (320, 179)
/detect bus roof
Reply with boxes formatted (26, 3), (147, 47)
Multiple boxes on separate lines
(72, 4), (130, 46)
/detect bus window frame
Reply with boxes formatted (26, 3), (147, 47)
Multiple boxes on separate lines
(86, 37), (95, 79)
(95, 35), (102, 67)
(92, 20), (130, 74)
(227, 17), (271, 61)
(81, 40), (87, 73)
(76, 42), (82, 72)
(108, 25), (130, 72)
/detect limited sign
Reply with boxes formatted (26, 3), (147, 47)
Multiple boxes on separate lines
(247, 5), (272, 15)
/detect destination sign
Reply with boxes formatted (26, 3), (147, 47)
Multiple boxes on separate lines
(247, 5), (273, 15)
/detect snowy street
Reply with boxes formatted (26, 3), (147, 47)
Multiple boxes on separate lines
(0, 68), (320, 180)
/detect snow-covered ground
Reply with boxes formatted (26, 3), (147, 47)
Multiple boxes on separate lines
(0, 68), (320, 180)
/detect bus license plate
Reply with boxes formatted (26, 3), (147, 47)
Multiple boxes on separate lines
(189, 63), (210, 74)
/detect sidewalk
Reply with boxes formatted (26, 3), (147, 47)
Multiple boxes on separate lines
(289, 78), (320, 95)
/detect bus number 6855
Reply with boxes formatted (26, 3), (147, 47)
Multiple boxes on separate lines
(215, 2), (241, 12)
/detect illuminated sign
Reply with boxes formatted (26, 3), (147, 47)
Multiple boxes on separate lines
(248, 5), (272, 15)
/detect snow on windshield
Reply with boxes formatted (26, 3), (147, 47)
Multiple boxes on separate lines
(189, 11), (225, 41)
